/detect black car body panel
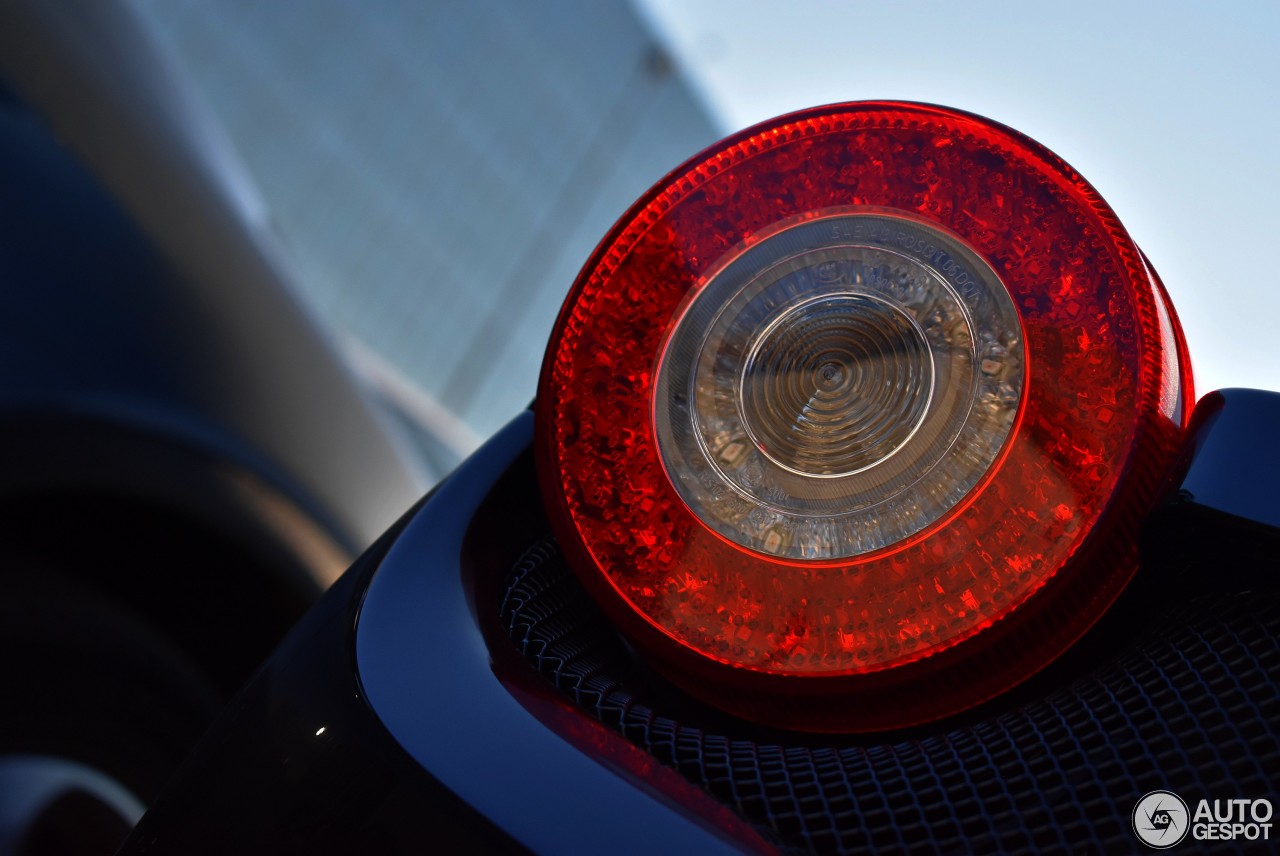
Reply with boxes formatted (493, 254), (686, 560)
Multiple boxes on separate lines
(121, 393), (1280, 852)
(124, 413), (768, 854)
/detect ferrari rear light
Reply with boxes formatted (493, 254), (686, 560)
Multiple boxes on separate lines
(535, 102), (1192, 732)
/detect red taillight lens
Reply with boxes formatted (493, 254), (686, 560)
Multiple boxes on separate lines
(535, 102), (1192, 732)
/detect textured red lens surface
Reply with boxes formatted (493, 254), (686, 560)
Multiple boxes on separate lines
(535, 102), (1191, 731)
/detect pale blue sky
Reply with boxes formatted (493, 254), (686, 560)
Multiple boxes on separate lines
(636, 0), (1280, 397)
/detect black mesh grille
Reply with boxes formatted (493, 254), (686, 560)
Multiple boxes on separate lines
(500, 536), (1280, 854)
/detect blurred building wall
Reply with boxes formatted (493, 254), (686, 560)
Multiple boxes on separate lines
(133, 0), (718, 464)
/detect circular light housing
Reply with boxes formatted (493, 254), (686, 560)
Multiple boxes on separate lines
(536, 102), (1192, 731)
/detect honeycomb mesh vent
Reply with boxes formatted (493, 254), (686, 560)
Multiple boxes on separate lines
(500, 536), (1280, 854)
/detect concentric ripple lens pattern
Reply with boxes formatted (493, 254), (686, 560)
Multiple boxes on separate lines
(742, 293), (931, 477)
(654, 213), (1023, 559)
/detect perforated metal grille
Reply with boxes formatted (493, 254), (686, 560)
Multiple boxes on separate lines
(500, 537), (1280, 853)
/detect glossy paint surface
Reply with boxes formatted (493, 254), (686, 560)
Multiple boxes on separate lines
(355, 413), (764, 854)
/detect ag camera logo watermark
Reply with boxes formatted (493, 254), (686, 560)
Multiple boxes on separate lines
(1132, 790), (1273, 848)
(1133, 791), (1189, 848)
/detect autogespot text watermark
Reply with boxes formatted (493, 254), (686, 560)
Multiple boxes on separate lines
(1132, 790), (1274, 848)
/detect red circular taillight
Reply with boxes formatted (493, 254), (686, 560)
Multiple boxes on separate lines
(535, 102), (1192, 732)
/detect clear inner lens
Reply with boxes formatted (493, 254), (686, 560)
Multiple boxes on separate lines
(654, 212), (1023, 560)
(741, 293), (934, 477)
